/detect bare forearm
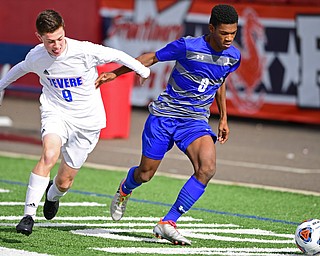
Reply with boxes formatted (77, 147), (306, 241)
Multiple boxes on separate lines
(216, 81), (229, 144)
(215, 82), (227, 120)
(113, 52), (157, 77)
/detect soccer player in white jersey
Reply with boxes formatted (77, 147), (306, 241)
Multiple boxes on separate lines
(0, 9), (150, 236)
(96, 4), (241, 245)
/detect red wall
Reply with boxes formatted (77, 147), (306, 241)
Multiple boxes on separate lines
(0, 0), (101, 98)
(0, 0), (101, 44)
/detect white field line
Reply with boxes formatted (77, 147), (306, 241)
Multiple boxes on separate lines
(0, 202), (105, 207)
(73, 227), (293, 238)
(0, 213), (298, 256)
(0, 216), (201, 222)
(92, 247), (300, 255)
(72, 228), (294, 244)
(0, 247), (51, 256)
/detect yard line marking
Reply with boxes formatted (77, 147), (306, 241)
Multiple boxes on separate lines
(0, 247), (51, 256)
(0, 221), (237, 228)
(92, 247), (300, 255)
(0, 202), (105, 207)
(0, 216), (201, 222)
(0, 188), (9, 193)
(72, 228), (294, 244)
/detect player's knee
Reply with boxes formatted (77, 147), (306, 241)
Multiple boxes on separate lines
(197, 165), (216, 182)
(55, 178), (73, 192)
(42, 149), (59, 167)
(137, 167), (156, 183)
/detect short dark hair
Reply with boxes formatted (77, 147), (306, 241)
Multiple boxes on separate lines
(36, 9), (65, 35)
(209, 4), (238, 27)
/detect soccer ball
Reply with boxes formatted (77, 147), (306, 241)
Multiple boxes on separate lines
(295, 219), (320, 255)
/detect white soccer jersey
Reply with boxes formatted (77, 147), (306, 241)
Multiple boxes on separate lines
(0, 37), (150, 130)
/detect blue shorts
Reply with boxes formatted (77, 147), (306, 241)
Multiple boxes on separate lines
(142, 114), (217, 160)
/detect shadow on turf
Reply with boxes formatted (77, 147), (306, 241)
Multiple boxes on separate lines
(0, 227), (23, 244)
(41, 226), (168, 245)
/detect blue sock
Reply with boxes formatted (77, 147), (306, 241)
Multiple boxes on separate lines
(121, 166), (141, 195)
(162, 175), (206, 223)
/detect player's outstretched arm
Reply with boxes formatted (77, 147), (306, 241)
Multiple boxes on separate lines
(95, 52), (158, 88)
(95, 72), (117, 88)
(0, 62), (28, 104)
(215, 81), (229, 144)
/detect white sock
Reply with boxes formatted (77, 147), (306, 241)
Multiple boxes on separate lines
(24, 173), (50, 220)
(47, 175), (68, 202)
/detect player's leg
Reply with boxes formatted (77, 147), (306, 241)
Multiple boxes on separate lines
(163, 135), (216, 222)
(44, 127), (100, 220)
(110, 156), (162, 221)
(154, 135), (215, 245)
(186, 134), (216, 184)
(111, 114), (173, 221)
(16, 133), (61, 235)
(43, 157), (78, 220)
(153, 120), (216, 245)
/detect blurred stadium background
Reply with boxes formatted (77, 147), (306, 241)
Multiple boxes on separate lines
(1, 0), (320, 124)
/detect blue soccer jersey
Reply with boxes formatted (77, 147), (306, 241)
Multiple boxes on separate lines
(150, 35), (241, 121)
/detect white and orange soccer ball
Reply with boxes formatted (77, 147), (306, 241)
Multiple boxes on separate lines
(295, 219), (320, 255)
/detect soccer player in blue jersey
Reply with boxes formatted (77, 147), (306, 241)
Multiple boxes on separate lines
(96, 4), (240, 245)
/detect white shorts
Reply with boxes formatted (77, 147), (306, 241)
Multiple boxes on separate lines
(40, 109), (100, 169)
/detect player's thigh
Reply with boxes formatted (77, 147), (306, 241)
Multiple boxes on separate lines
(175, 118), (217, 154)
(186, 135), (216, 168)
(141, 115), (174, 160)
(61, 127), (100, 169)
(186, 135), (216, 184)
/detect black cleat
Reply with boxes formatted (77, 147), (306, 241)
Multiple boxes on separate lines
(16, 215), (34, 236)
(43, 180), (59, 220)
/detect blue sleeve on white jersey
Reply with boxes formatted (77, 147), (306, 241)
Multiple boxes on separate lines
(155, 37), (186, 62)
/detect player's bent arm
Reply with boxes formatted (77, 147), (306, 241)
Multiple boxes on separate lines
(114, 50), (150, 79)
(95, 52), (158, 88)
(215, 81), (229, 144)
(215, 81), (227, 121)
(113, 52), (158, 77)
(0, 62), (28, 91)
(136, 52), (159, 67)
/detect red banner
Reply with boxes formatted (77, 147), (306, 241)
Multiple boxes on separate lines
(100, 0), (320, 124)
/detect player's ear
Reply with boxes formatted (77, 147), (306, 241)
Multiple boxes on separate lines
(209, 24), (215, 34)
(35, 32), (43, 42)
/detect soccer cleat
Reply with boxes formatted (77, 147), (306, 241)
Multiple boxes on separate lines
(110, 179), (131, 221)
(153, 219), (191, 245)
(43, 180), (59, 220)
(16, 215), (34, 236)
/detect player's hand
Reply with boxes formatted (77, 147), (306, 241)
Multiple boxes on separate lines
(95, 72), (117, 88)
(217, 119), (229, 144)
(138, 76), (148, 86)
